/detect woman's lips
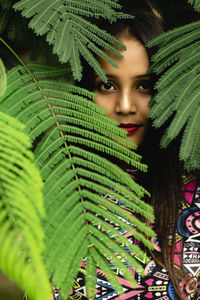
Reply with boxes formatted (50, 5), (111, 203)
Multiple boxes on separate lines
(119, 123), (142, 134)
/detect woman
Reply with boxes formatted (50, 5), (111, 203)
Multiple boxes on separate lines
(55, 10), (200, 300)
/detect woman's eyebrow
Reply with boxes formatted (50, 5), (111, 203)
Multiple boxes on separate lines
(94, 73), (153, 80)
(94, 74), (117, 79)
(135, 73), (153, 79)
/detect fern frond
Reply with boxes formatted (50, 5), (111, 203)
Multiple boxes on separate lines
(63, 0), (122, 12)
(89, 234), (138, 285)
(90, 247), (124, 296)
(180, 104), (200, 163)
(88, 225), (147, 271)
(85, 255), (97, 300)
(152, 64), (200, 107)
(74, 27), (120, 66)
(28, 62), (71, 78)
(180, 106), (200, 157)
(160, 88), (200, 148)
(174, 74), (200, 111)
(183, 119), (200, 170)
(83, 202), (154, 246)
(188, 0), (200, 12)
(0, 59), (7, 96)
(70, 152), (148, 197)
(59, 0), (121, 21)
(0, 9), (9, 34)
(150, 42), (200, 75)
(0, 0), (11, 9)
(155, 48), (200, 90)
(1, 62), (155, 298)
(150, 103), (175, 128)
(0, 111), (51, 300)
(149, 71), (200, 128)
(147, 20), (200, 47)
(79, 178), (153, 218)
(148, 17), (200, 171)
(84, 209), (152, 254)
(76, 38), (107, 82)
(55, 232), (89, 299)
(13, 0), (128, 80)
(152, 28), (200, 64)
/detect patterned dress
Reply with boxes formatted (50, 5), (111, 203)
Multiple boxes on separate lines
(53, 174), (200, 300)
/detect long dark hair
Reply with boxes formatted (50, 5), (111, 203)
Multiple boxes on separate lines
(78, 10), (187, 299)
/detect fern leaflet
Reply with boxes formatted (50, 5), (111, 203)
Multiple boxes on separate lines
(0, 58), (6, 96)
(13, 0), (129, 80)
(188, 0), (200, 12)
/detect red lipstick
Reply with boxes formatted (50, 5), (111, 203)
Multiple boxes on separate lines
(119, 123), (142, 134)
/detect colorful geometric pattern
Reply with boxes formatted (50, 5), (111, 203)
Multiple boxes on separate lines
(54, 175), (200, 300)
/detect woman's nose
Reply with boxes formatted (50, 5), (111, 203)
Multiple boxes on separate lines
(115, 91), (137, 115)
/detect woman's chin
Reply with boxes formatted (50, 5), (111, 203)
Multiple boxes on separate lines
(126, 135), (143, 147)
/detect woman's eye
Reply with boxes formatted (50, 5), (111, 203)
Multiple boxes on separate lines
(99, 82), (115, 91)
(136, 80), (152, 92)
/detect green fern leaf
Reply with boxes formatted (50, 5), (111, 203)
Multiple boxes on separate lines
(160, 87), (200, 147)
(55, 231), (89, 299)
(1, 62), (155, 298)
(90, 247), (124, 296)
(150, 103), (175, 128)
(84, 202), (154, 245)
(155, 48), (200, 90)
(88, 225), (147, 271)
(151, 28), (200, 65)
(0, 59), (7, 96)
(0, 10), (9, 34)
(188, 0), (200, 12)
(183, 120), (200, 170)
(13, 0), (128, 80)
(148, 17), (200, 171)
(0, 110), (51, 300)
(27, 62), (71, 78)
(150, 42), (200, 75)
(180, 100), (200, 163)
(89, 234), (139, 285)
(76, 38), (107, 82)
(85, 255), (97, 300)
(0, 0), (11, 9)
(84, 210), (152, 254)
(147, 20), (200, 47)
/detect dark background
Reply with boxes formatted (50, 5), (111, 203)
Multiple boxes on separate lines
(120, 0), (199, 29)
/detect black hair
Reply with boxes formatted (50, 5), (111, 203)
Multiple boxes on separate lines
(100, 10), (163, 56)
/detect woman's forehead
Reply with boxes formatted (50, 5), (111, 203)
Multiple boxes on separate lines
(96, 37), (150, 79)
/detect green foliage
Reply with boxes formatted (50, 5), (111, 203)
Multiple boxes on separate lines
(0, 61), (51, 300)
(0, 58), (7, 96)
(13, 0), (131, 81)
(0, 0), (12, 9)
(0, 0), (32, 43)
(188, 0), (200, 12)
(148, 18), (200, 171)
(0, 61), (155, 298)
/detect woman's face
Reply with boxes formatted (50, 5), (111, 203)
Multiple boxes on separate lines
(93, 37), (152, 146)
